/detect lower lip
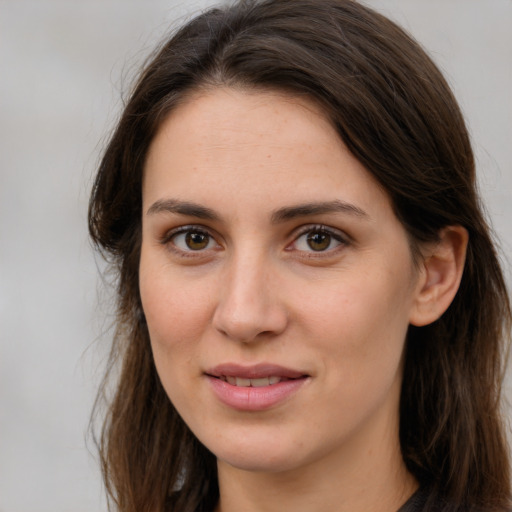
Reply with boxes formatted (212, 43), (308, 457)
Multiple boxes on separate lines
(206, 376), (308, 411)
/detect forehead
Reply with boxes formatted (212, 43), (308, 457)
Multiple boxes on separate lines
(147, 87), (337, 161)
(142, 87), (391, 219)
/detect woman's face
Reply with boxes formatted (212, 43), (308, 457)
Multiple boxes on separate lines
(140, 88), (424, 475)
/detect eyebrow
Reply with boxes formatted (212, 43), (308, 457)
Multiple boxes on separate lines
(146, 199), (219, 220)
(270, 200), (369, 223)
(146, 198), (368, 222)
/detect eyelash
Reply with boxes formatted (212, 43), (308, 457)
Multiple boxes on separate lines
(160, 225), (220, 257)
(160, 224), (349, 257)
(288, 224), (349, 255)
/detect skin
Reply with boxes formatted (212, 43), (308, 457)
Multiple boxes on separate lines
(139, 88), (466, 512)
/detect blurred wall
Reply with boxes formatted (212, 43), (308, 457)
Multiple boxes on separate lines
(0, 1), (510, 511)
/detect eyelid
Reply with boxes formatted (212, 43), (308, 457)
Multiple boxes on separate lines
(160, 224), (222, 254)
(287, 224), (350, 253)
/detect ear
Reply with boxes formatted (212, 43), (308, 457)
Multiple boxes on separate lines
(409, 226), (468, 327)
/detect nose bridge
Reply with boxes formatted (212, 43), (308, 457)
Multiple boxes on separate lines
(212, 243), (286, 342)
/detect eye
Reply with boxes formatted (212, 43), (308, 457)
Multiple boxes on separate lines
(165, 227), (219, 253)
(292, 226), (346, 253)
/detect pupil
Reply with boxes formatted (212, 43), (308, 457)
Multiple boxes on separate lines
(186, 232), (208, 250)
(307, 232), (330, 251)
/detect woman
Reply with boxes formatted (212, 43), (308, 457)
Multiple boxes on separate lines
(88, 1), (511, 511)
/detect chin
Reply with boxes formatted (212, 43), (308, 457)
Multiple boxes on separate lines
(216, 448), (301, 474)
(198, 426), (318, 474)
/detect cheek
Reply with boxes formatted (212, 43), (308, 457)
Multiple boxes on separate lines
(292, 270), (413, 381)
(299, 274), (411, 341)
(139, 261), (215, 360)
(139, 267), (216, 414)
(300, 280), (411, 424)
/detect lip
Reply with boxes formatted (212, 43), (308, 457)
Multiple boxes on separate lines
(207, 363), (306, 380)
(205, 363), (309, 411)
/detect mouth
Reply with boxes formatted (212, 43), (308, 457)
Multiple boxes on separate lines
(206, 363), (308, 385)
(216, 375), (295, 387)
(205, 363), (309, 410)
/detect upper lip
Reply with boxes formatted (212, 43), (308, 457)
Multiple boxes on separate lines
(206, 363), (307, 379)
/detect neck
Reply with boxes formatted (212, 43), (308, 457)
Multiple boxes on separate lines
(214, 402), (417, 512)
(216, 455), (416, 512)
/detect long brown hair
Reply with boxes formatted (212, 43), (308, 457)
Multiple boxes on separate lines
(88, 1), (511, 511)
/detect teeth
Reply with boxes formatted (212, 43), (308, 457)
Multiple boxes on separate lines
(223, 376), (284, 387)
(251, 377), (270, 387)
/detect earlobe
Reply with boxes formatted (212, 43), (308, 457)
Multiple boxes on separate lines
(409, 226), (468, 327)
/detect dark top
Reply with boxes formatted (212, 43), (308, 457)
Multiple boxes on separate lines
(397, 487), (429, 512)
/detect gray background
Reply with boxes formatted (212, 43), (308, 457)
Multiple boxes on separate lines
(1, 1), (511, 511)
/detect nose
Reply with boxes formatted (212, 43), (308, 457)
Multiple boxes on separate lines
(212, 251), (288, 343)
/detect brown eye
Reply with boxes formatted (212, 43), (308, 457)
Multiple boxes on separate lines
(185, 231), (210, 250)
(292, 226), (346, 253)
(169, 228), (217, 252)
(306, 231), (331, 251)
